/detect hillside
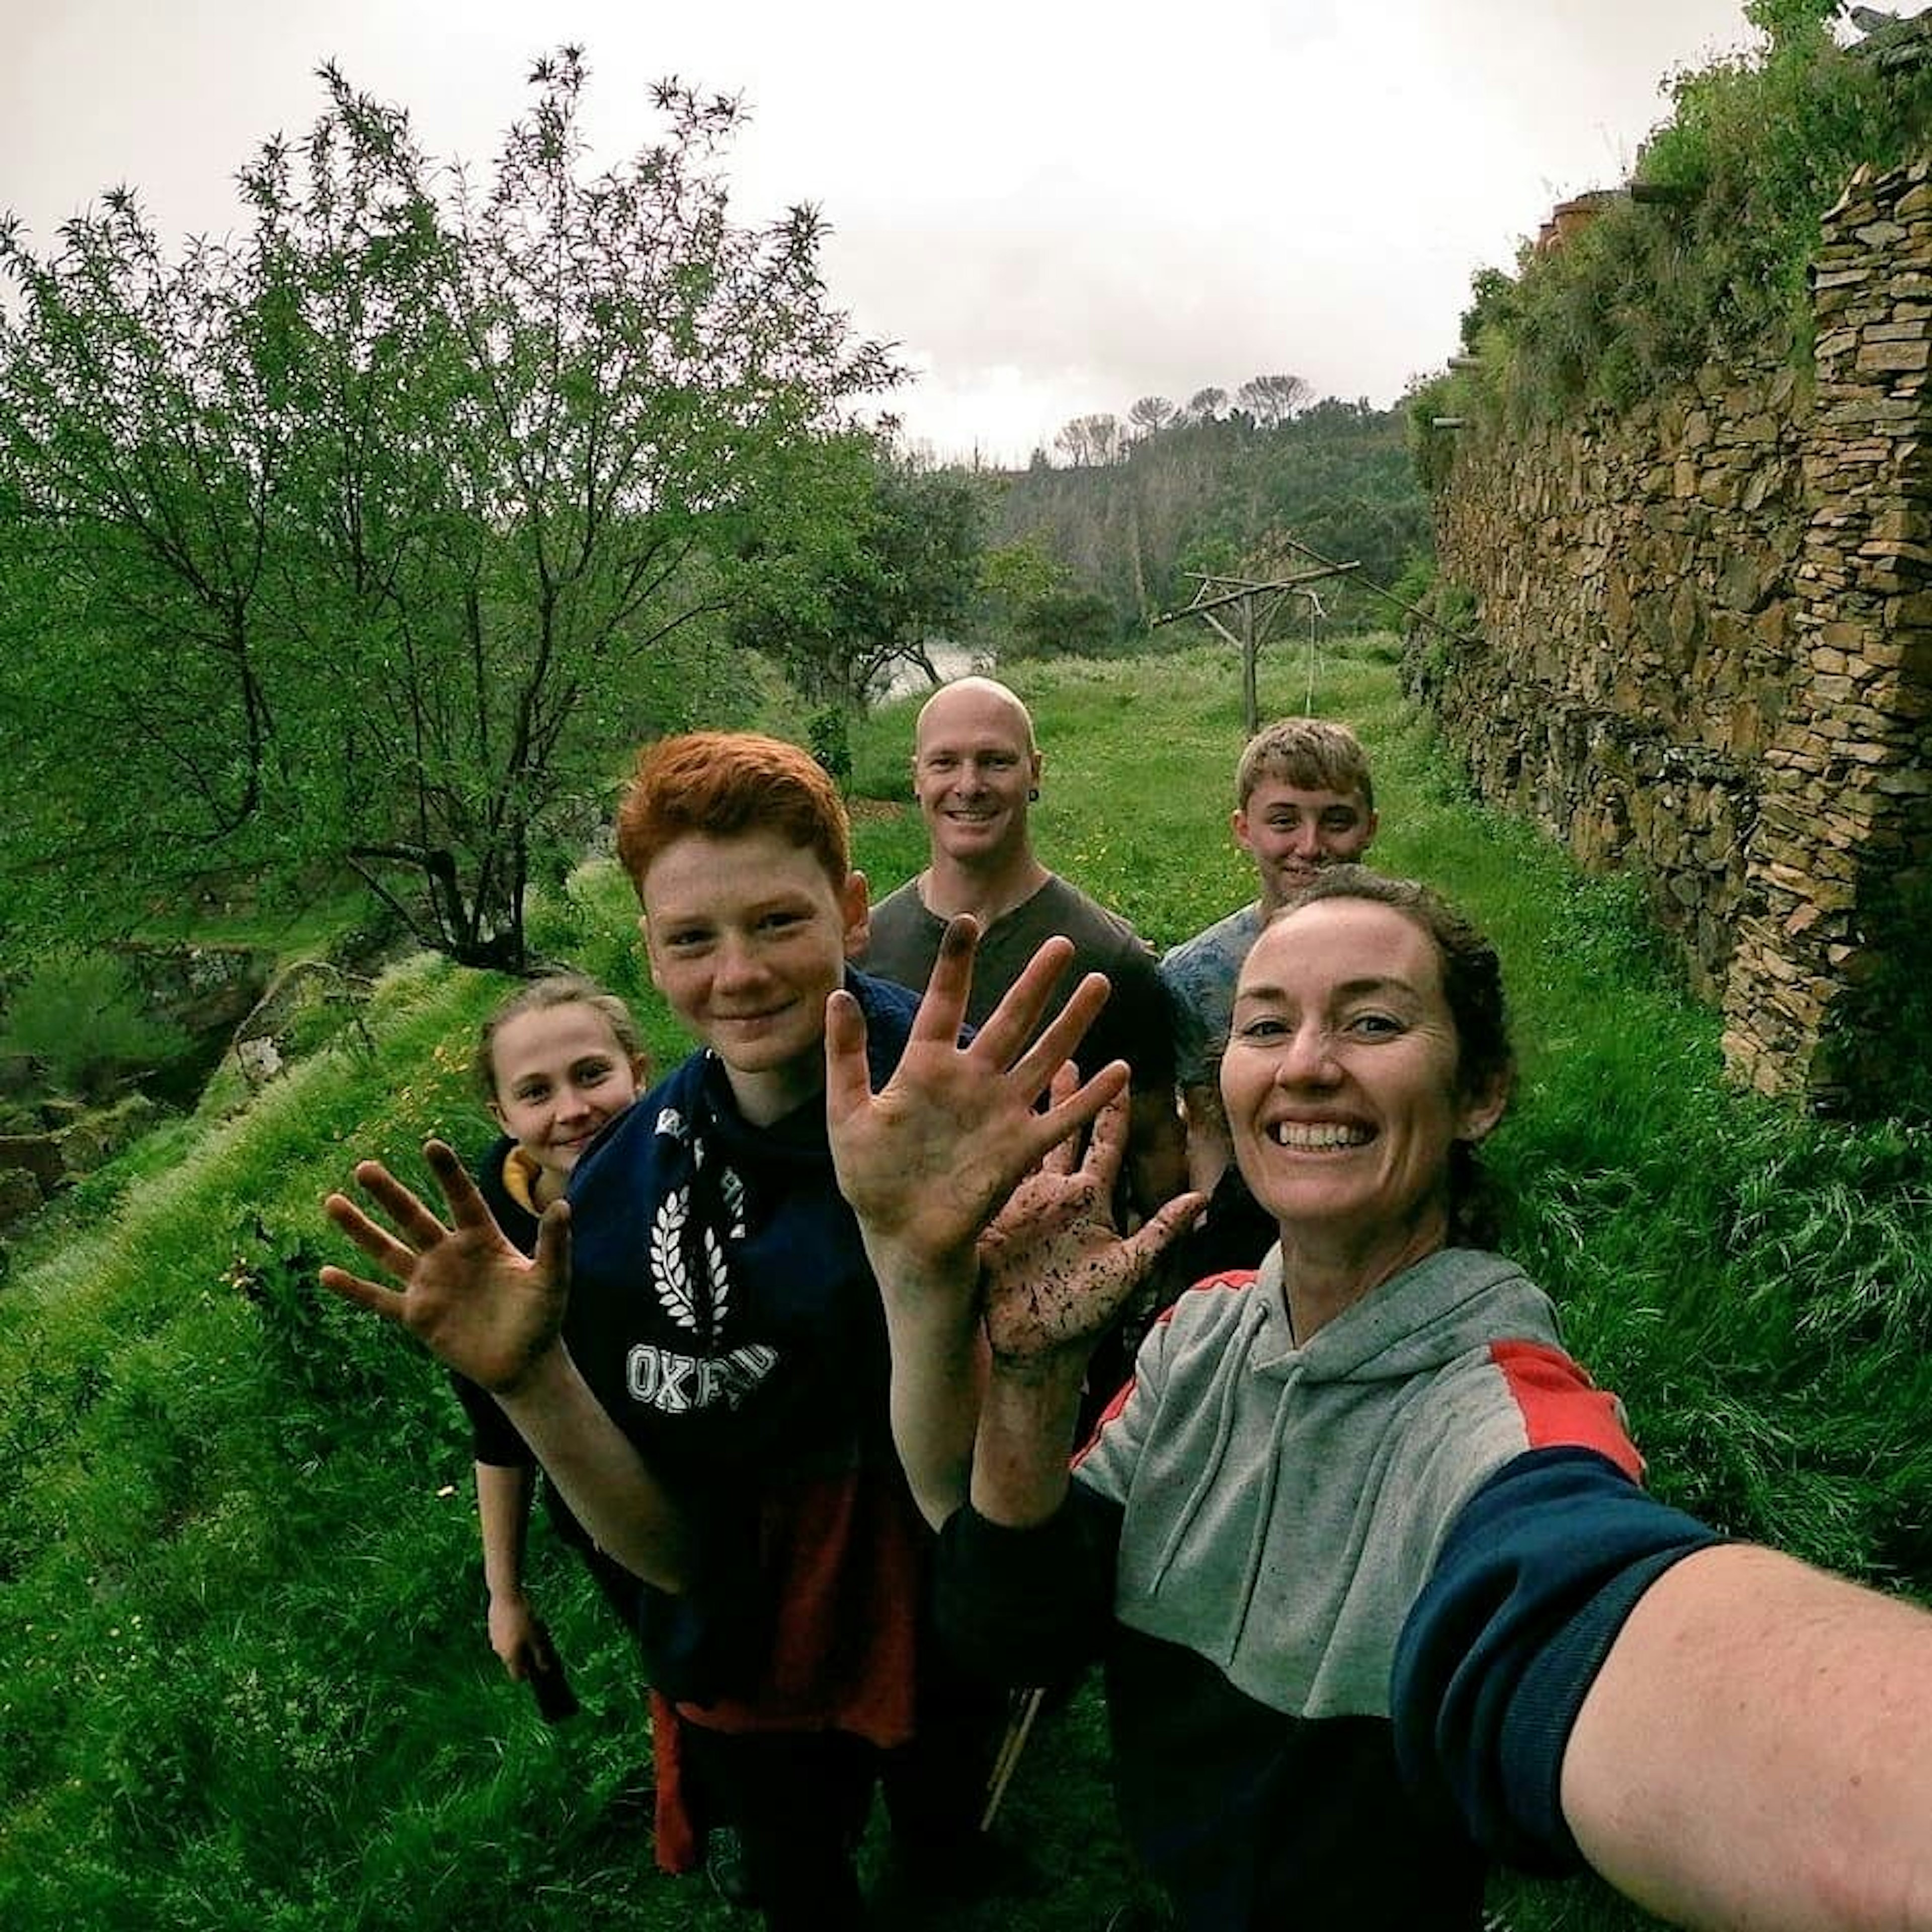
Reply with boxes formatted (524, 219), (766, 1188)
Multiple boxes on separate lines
(4, 641), (1931, 1931)
(981, 394), (1426, 647)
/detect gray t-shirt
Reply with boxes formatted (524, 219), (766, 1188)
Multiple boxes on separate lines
(1159, 902), (1265, 1089)
(863, 873), (1177, 1091)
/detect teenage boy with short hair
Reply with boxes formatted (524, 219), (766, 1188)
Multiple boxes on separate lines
(1158, 718), (1377, 1278)
(1162, 718), (1378, 1193)
(323, 730), (1113, 1928)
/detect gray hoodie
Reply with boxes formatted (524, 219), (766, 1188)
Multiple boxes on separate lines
(1074, 1246), (1641, 1722)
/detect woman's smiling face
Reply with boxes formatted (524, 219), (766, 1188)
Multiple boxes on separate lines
(1221, 897), (1505, 1255)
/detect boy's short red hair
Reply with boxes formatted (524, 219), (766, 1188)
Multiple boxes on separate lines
(614, 732), (851, 896)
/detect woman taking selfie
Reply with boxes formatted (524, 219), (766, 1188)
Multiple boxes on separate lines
(825, 866), (1932, 1932)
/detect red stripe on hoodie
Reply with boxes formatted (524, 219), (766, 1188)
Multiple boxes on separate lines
(1489, 1339), (1645, 1482)
(1073, 1270), (1260, 1465)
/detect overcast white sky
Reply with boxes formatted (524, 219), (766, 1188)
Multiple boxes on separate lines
(4, 0), (1764, 463)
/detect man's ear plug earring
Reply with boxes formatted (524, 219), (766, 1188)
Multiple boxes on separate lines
(1028, 787), (1040, 801)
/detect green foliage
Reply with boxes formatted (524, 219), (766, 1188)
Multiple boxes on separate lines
(979, 533), (1068, 608)
(1388, 550), (1436, 613)
(728, 440), (987, 707)
(1006, 588), (1121, 660)
(0, 50), (896, 973)
(1458, 266), (1518, 354)
(976, 532), (1072, 656)
(1744, 0), (1845, 49)
(9, 643), (1932, 1932)
(1388, 554), (1478, 706)
(1404, 373), (1467, 491)
(988, 390), (1428, 641)
(0, 949), (188, 1099)
(1455, 15), (1921, 424)
(807, 705), (854, 785)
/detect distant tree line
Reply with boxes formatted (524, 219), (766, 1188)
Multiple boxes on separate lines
(980, 379), (1428, 651)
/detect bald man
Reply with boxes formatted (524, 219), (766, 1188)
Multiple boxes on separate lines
(861, 677), (1186, 1220)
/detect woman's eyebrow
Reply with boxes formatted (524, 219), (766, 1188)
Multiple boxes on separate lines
(1236, 973), (1414, 1006)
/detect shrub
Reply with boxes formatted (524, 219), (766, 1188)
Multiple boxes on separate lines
(1009, 589), (1120, 660)
(808, 704), (853, 785)
(0, 950), (188, 1099)
(1456, 15), (1919, 425)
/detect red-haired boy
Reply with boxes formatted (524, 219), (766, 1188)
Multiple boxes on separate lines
(324, 731), (1112, 1924)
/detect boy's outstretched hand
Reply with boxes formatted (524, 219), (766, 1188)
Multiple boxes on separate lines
(825, 916), (1132, 1270)
(320, 1139), (569, 1395)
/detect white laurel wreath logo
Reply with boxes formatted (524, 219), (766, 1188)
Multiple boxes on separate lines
(650, 1183), (734, 1335)
(703, 1226), (732, 1326)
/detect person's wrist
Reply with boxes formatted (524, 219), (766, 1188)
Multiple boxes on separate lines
(494, 1339), (573, 1406)
(985, 1343), (1089, 1396)
(866, 1237), (979, 1304)
(971, 1370), (1083, 1525)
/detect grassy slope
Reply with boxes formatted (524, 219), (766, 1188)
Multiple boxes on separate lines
(5, 640), (1931, 1930)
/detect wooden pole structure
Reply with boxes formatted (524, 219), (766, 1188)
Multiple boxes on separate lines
(1154, 561), (1359, 734)
(1240, 595), (1260, 735)
(1264, 531), (1480, 646)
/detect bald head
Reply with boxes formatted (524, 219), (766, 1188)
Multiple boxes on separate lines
(915, 677), (1037, 758)
(909, 676), (1043, 879)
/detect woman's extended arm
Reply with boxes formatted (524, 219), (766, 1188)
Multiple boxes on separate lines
(1561, 1542), (1932, 1930)
(1396, 1451), (1932, 1931)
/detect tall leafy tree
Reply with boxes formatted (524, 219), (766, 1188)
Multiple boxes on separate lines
(0, 48), (896, 967)
(1235, 371), (1311, 427)
(729, 438), (986, 708)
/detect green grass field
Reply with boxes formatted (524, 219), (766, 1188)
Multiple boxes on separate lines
(4, 638), (1930, 1930)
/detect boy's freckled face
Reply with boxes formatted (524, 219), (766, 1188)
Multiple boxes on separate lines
(639, 829), (869, 1125)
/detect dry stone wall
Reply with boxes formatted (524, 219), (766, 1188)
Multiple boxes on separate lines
(1429, 157), (1932, 1112)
